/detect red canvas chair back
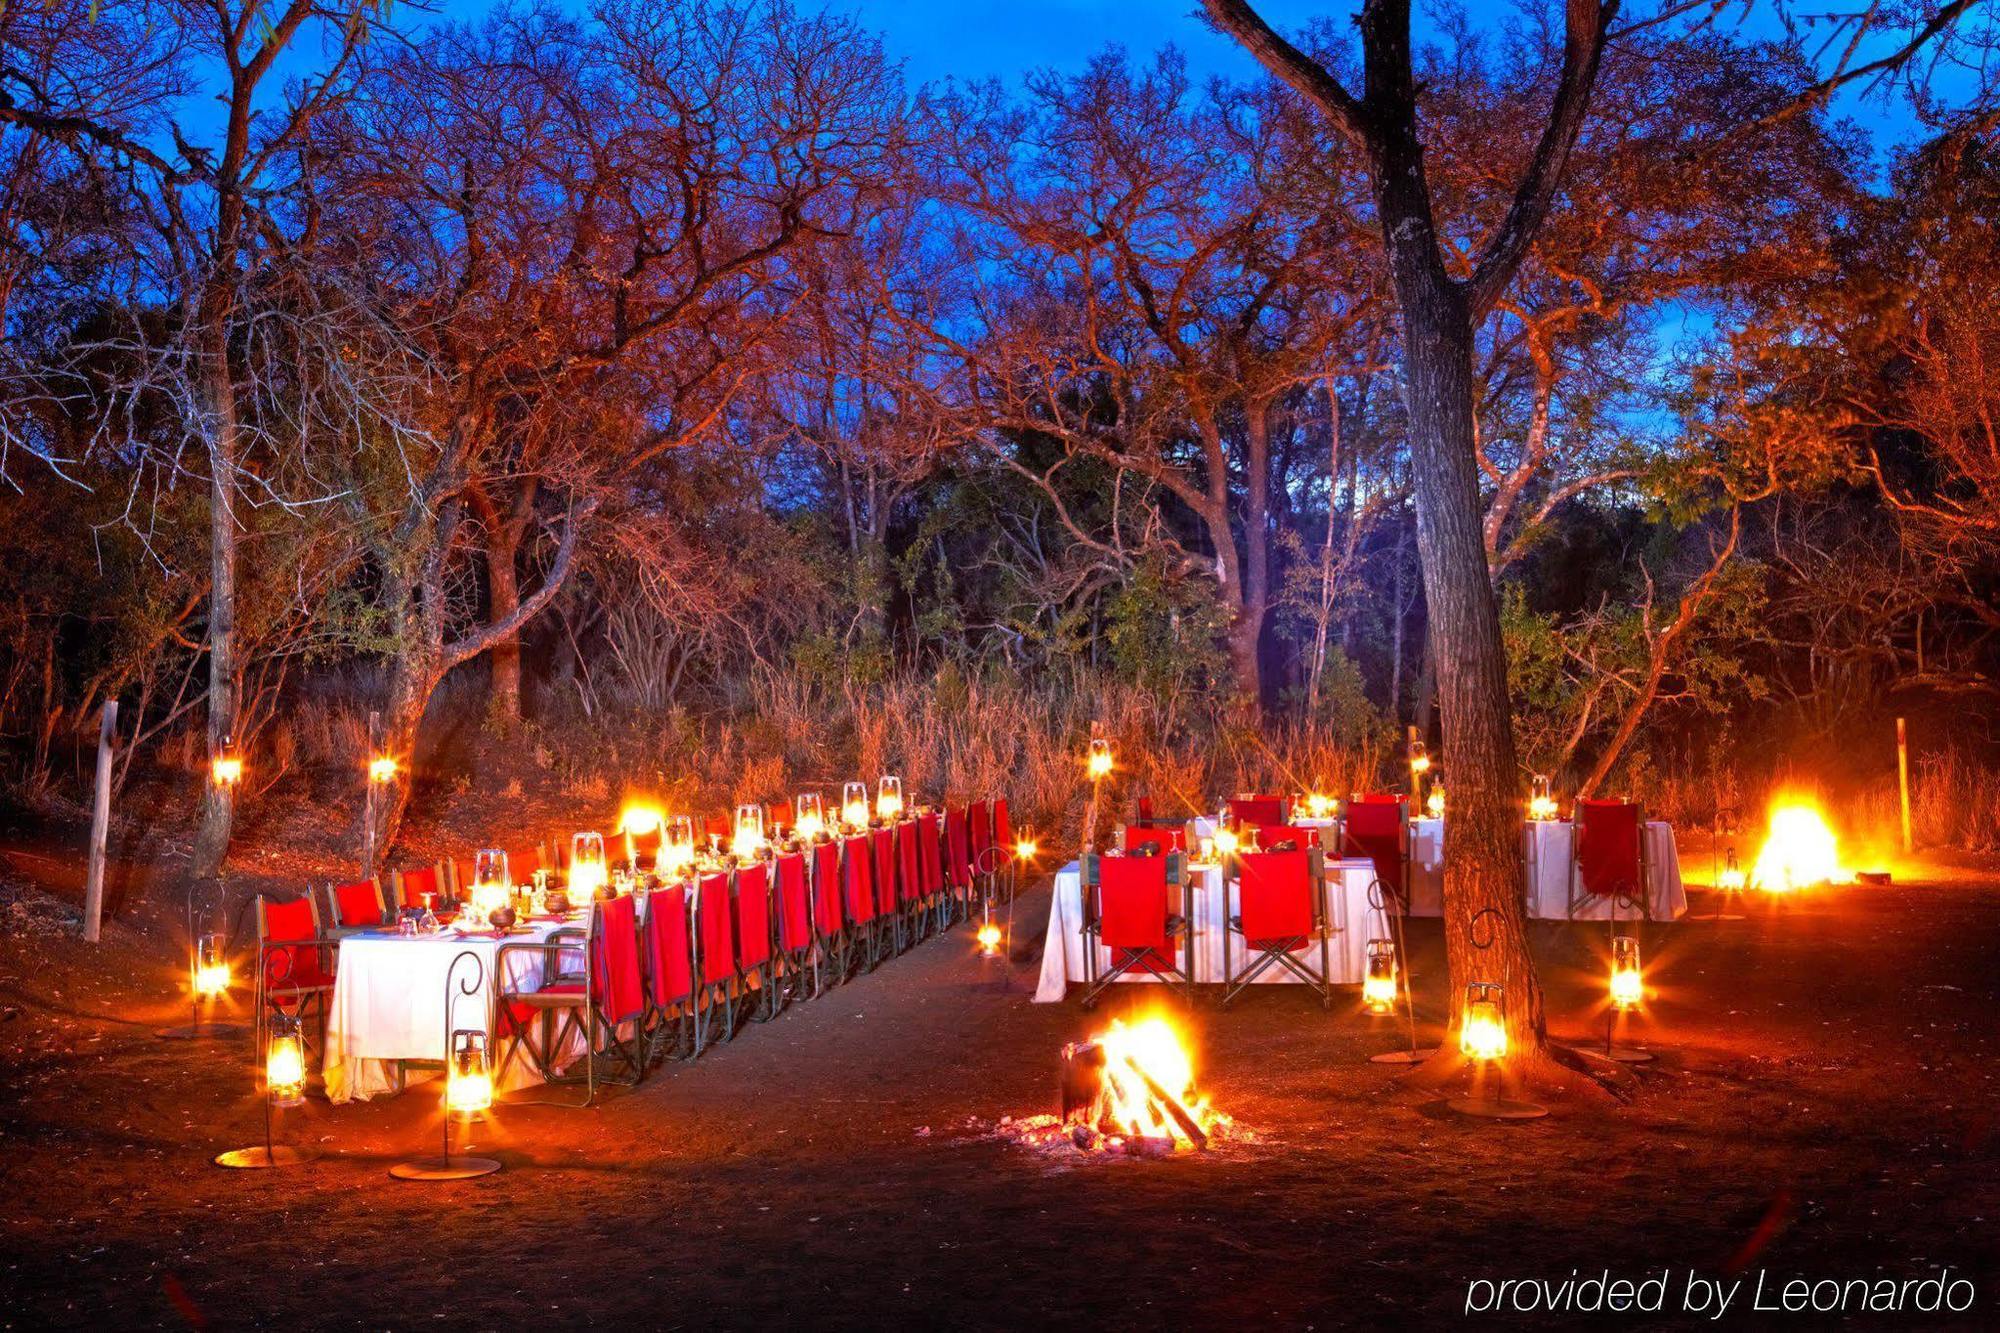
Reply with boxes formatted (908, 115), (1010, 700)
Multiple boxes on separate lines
(704, 813), (731, 841)
(331, 879), (386, 928)
(1229, 795), (1288, 828)
(1341, 800), (1406, 900)
(767, 798), (794, 832)
(629, 827), (662, 866)
(813, 842), (847, 934)
(918, 811), (943, 894)
(993, 797), (1013, 850)
(1136, 795), (1156, 822)
(1124, 825), (1185, 855)
(258, 894), (333, 991)
(1356, 792), (1403, 805)
(696, 872), (735, 986)
(643, 885), (693, 1008)
(1098, 855), (1173, 965)
(590, 894), (646, 1025)
(1576, 800), (1642, 899)
(869, 827), (897, 917)
(945, 808), (973, 888)
(775, 853), (812, 952)
(1238, 848), (1314, 946)
(510, 846), (542, 879)
(452, 857), (476, 897)
(394, 864), (439, 909)
(896, 821), (921, 906)
(734, 864), (773, 970)
(968, 800), (992, 867)
(846, 835), (879, 924)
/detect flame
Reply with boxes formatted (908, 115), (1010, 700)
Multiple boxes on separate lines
(193, 961), (231, 999)
(1459, 1001), (1507, 1061)
(368, 755), (399, 783)
(211, 755), (243, 786)
(1082, 1017), (1225, 1149)
(1751, 802), (1848, 892)
(1528, 795), (1559, 821)
(1425, 787), (1445, 818)
(1610, 965), (1643, 1010)
(446, 1066), (493, 1116)
(618, 803), (664, 837)
(976, 922), (1002, 954)
(1362, 971), (1397, 1014)
(1304, 792), (1335, 819)
(265, 1032), (306, 1103)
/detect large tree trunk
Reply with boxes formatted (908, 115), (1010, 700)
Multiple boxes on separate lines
(1393, 276), (1546, 1064)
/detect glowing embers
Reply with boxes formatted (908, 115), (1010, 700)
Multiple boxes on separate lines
(1528, 774), (1558, 822)
(1751, 801), (1848, 892)
(1053, 1016), (1232, 1156)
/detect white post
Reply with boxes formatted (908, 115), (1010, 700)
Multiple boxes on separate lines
(81, 700), (117, 943)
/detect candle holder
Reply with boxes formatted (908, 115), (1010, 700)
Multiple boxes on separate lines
(1599, 906), (1655, 1064)
(391, 950), (502, 1180)
(158, 882), (247, 1040)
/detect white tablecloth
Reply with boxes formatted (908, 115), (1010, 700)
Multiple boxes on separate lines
(1407, 817), (1684, 920)
(1033, 857), (1382, 1002)
(326, 918), (583, 1104)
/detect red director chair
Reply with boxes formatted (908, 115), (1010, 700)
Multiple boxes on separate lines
(642, 883), (696, 1066)
(1341, 795), (1411, 915)
(1124, 824), (1187, 856)
(389, 863), (443, 914)
(692, 870), (737, 1053)
(321, 876), (392, 933)
(1080, 849), (1195, 1010)
(495, 892), (648, 1104)
(1570, 799), (1648, 921)
(735, 862), (780, 1023)
(255, 892), (340, 1067)
(1228, 794), (1290, 829)
(773, 851), (815, 1007)
(945, 806), (976, 930)
(870, 826), (900, 963)
(1223, 842), (1333, 1008)
(810, 840), (853, 990)
(918, 810), (948, 935)
(840, 832), (883, 975)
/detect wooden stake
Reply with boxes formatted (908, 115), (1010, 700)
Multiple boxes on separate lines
(363, 710), (380, 876)
(1897, 716), (1912, 855)
(81, 700), (117, 943)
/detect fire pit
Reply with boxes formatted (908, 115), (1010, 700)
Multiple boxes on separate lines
(995, 1016), (1238, 1158)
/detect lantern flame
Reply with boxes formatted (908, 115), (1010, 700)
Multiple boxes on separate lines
(1528, 795), (1558, 821)
(1750, 802), (1847, 892)
(1362, 970), (1397, 1014)
(1610, 965), (1643, 1010)
(1015, 836), (1038, 861)
(194, 960), (231, 999)
(1304, 792), (1334, 819)
(1426, 787), (1445, 819)
(211, 755), (243, 787)
(1459, 1000), (1507, 1062)
(976, 921), (1002, 954)
(368, 755), (399, 783)
(265, 1031), (306, 1105)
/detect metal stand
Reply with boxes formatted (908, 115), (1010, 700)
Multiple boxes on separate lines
(1446, 908), (1547, 1120)
(159, 882), (247, 1040)
(1366, 877), (1437, 1065)
(391, 951), (501, 1181)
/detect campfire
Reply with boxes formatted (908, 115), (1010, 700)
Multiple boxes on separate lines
(1062, 1017), (1233, 1155)
(1750, 800), (1850, 892)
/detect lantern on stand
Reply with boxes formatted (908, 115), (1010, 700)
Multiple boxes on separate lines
(1363, 938), (1398, 1015)
(1528, 774), (1557, 822)
(1602, 928), (1656, 1063)
(875, 776), (904, 823)
(160, 914), (247, 1040)
(794, 792), (827, 842)
(391, 951), (502, 1180)
(1444, 908), (1547, 1120)
(660, 815), (696, 878)
(732, 804), (767, 860)
(569, 832), (608, 900)
(216, 1009), (316, 1168)
(1407, 737), (1430, 809)
(842, 782), (871, 830)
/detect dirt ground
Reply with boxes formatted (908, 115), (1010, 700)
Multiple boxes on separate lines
(1, 810), (1997, 1330)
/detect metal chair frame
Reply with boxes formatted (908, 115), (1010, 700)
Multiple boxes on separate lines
(1079, 850), (1196, 1010)
(1568, 800), (1651, 922)
(1222, 846), (1333, 1008)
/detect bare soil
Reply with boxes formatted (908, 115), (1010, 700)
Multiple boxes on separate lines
(1, 803), (1997, 1330)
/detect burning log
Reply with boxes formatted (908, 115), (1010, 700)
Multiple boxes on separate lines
(1057, 1017), (1223, 1154)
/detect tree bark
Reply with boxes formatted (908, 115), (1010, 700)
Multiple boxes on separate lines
(189, 316), (241, 882)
